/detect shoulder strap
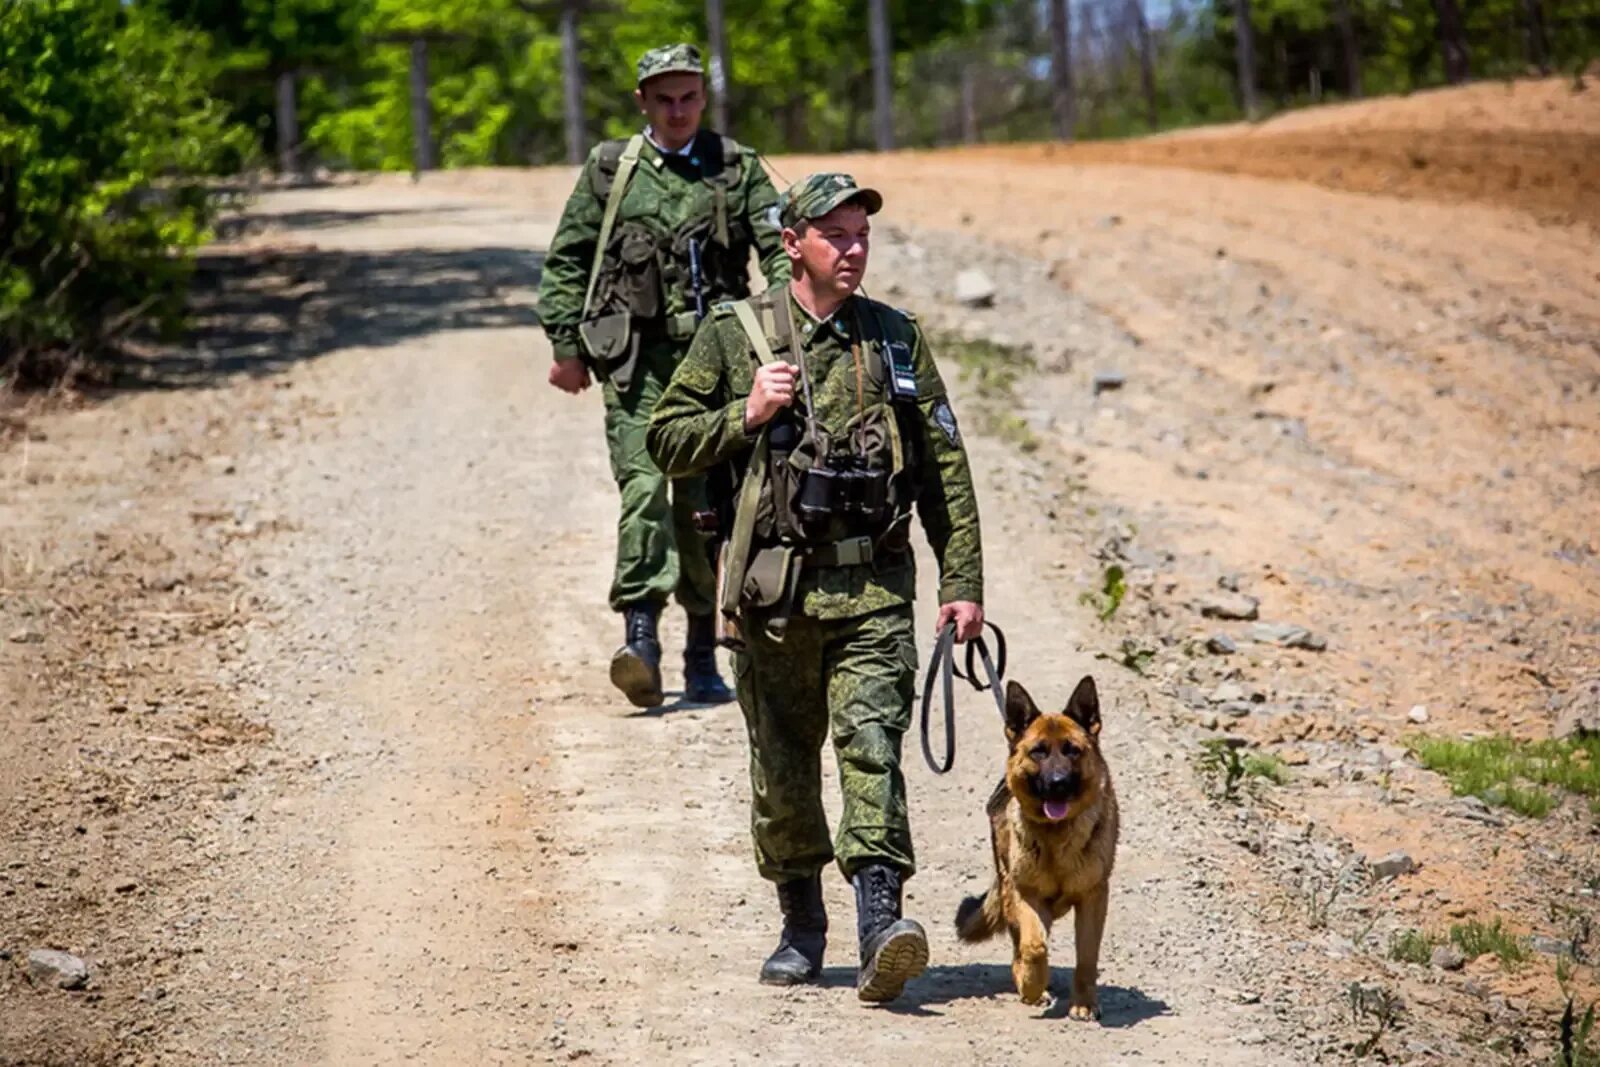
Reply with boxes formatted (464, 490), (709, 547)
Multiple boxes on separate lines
(732, 300), (780, 366)
(719, 298), (778, 623)
(582, 133), (646, 317)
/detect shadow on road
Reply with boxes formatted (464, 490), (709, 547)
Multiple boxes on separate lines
(113, 208), (544, 390)
(818, 962), (1171, 1026)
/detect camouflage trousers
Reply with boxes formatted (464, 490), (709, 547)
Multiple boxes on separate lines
(733, 604), (917, 883)
(601, 340), (717, 616)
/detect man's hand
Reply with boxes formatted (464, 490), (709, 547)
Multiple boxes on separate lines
(548, 359), (592, 394)
(744, 361), (798, 431)
(937, 600), (985, 643)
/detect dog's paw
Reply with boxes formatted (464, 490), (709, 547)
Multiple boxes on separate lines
(1067, 999), (1101, 1022)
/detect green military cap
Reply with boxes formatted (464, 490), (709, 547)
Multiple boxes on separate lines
(779, 173), (884, 229)
(636, 43), (705, 86)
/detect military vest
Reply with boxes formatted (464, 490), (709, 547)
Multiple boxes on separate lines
(586, 133), (755, 332)
(718, 292), (925, 638)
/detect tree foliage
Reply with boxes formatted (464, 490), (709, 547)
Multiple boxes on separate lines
(1, 0), (251, 385)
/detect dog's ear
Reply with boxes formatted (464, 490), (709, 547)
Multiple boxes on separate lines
(1005, 681), (1041, 742)
(1065, 675), (1101, 736)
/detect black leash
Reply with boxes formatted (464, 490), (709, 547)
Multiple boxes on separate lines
(919, 621), (1007, 775)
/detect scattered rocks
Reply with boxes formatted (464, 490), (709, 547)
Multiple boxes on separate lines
(1529, 936), (1573, 957)
(1249, 622), (1327, 651)
(7, 628), (44, 645)
(953, 269), (997, 308)
(27, 949), (89, 990)
(1431, 945), (1466, 971)
(1408, 705), (1430, 725)
(1206, 633), (1238, 655)
(1198, 592), (1260, 621)
(1280, 748), (1311, 766)
(1092, 371), (1126, 395)
(1370, 851), (1417, 880)
(1209, 682), (1247, 704)
(1555, 676), (1600, 739)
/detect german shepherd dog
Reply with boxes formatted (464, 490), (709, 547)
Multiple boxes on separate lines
(955, 676), (1119, 1018)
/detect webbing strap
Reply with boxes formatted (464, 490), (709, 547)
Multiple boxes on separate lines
(582, 134), (645, 317)
(719, 300), (782, 621)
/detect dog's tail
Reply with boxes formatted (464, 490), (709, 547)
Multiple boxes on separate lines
(955, 885), (1004, 943)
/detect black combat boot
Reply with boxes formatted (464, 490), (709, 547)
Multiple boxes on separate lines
(610, 603), (663, 708)
(853, 864), (928, 1003)
(683, 611), (734, 705)
(759, 874), (827, 986)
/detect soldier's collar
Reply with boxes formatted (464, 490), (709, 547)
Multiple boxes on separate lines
(643, 127), (700, 168)
(788, 290), (853, 343)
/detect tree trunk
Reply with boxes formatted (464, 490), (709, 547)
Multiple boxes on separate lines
(409, 39), (435, 174)
(275, 71), (299, 176)
(706, 0), (731, 132)
(1335, 0), (1363, 98)
(867, 0), (895, 150)
(960, 63), (979, 144)
(1130, 0), (1159, 128)
(1234, 0), (1261, 119)
(560, 1), (586, 165)
(1522, 0), (1550, 74)
(1048, 0), (1076, 141)
(1433, 0), (1471, 84)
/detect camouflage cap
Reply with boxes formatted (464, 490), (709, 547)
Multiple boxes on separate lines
(636, 43), (704, 86)
(779, 173), (884, 229)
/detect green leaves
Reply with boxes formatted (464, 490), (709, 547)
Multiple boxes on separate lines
(1, 0), (251, 382)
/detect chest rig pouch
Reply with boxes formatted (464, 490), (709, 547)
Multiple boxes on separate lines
(717, 295), (922, 645)
(581, 135), (750, 391)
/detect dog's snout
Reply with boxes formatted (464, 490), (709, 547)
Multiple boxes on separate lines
(1039, 771), (1080, 798)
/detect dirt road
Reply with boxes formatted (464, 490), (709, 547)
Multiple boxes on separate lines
(4, 84), (1597, 1064)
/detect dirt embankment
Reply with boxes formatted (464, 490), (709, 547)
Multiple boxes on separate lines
(961, 76), (1600, 228)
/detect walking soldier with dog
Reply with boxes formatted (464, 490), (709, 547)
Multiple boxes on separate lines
(646, 173), (985, 1002)
(538, 44), (789, 709)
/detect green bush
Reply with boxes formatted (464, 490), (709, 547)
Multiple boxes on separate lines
(1, 0), (250, 386)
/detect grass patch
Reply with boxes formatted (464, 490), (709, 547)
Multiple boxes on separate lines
(1388, 928), (1439, 965)
(1243, 753), (1289, 785)
(1079, 564), (1127, 620)
(934, 332), (1042, 453)
(1407, 734), (1600, 818)
(938, 332), (1035, 399)
(1450, 918), (1530, 969)
(1196, 741), (1286, 801)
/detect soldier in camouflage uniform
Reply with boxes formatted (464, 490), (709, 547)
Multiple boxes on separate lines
(646, 174), (985, 1002)
(538, 44), (789, 709)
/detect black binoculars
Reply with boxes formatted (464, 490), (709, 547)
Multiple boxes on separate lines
(797, 460), (889, 524)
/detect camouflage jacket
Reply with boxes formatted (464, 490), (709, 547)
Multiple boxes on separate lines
(537, 129), (789, 362)
(646, 285), (984, 620)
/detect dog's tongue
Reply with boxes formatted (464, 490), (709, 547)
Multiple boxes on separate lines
(1043, 799), (1071, 821)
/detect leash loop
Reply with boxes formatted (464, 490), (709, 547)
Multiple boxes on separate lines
(919, 620), (1007, 775)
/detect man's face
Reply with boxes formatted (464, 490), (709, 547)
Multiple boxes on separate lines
(784, 202), (871, 301)
(634, 72), (706, 149)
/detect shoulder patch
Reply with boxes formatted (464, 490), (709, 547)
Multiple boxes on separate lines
(896, 307), (919, 322)
(931, 399), (962, 447)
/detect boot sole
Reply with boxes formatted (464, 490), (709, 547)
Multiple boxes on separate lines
(610, 648), (663, 708)
(857, 926), (929, 1003)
